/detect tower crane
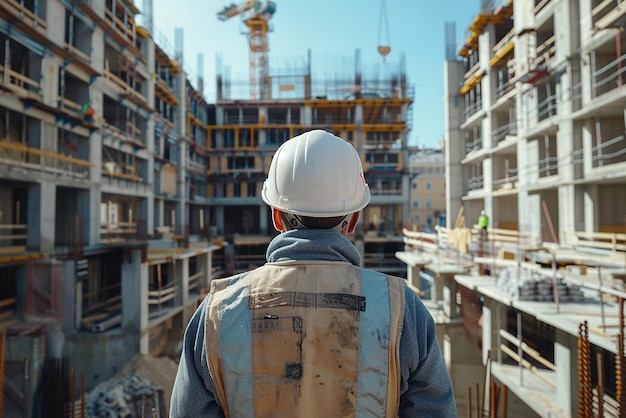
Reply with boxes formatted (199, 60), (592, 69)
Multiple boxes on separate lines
(217, 0), (277, 100)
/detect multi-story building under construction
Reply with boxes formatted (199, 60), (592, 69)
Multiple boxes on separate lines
(0, 0), (414, 414)
(209, 49), (413, 276)
(432, 0), (626, 416)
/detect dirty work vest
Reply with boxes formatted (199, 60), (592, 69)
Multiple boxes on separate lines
(205, 261), (405, 418)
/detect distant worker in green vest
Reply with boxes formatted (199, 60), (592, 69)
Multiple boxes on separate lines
(82, 102), (95, 122)
(478, 210), (489, 229)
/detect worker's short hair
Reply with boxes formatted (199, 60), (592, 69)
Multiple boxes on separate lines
(280, 212), (345, 230)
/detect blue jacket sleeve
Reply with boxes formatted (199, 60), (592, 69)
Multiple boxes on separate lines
(169, 297), (225, 418)
(398, 289), (457, 417)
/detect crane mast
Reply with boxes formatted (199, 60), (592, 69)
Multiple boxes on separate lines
(217, 1), (276, 100)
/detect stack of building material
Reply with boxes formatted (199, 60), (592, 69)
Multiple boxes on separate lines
(496, 266), (585, 302)
(86, 373), (165, 417)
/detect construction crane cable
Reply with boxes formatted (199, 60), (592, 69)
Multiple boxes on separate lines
(377, 0), (391, 60)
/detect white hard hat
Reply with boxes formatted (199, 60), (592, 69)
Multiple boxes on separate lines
(262, 130), (370, 217)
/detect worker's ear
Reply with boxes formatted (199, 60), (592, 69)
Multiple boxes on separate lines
(272, 208), (286, 232)
(346, 212), (360, 234)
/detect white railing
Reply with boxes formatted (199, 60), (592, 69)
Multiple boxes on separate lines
(492, 122), (517, 145)
(538, 155), (559, 177)
(592, 54), (626, 99)
(466, 137), (483, 154)
(537, 94), (557, 121)
(493, 167), (518, 190)
(464, 100), (483, 120)
(592, 134), (626, 167)
(468, 175), (484, 191)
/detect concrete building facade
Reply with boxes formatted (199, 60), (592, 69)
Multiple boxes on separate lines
(0, 0), (216, 414)
(446, 0), (626, 240)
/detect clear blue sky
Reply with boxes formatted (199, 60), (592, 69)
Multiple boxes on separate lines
(147, 1), (480, 148)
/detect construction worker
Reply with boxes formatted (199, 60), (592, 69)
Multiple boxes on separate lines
(170, 130), (456, 417)
(478, 210), (489, 229)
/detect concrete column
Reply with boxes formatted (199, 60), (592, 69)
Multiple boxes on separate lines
(144, 34), (156, 236)
(584, 184), (599, 232)
(259, 204), (268, 235)
(155, 198), (164, 228)
(555, 342), (573, 417)
(76, 188), (91, 245)
(176, 257), (190, 307)
(121, 250), (149, 354)
(558, 184), (576, 241)
(444, 60), (465, 229)
(62, 259), (77, 333)
(199, 251), (213, 289)
(216, 206), (225, 236)
(177, 141), (187, 230)
(582, 119), (594, 175)
(481, 305), (492, 365)
(27, 182), (55, 253)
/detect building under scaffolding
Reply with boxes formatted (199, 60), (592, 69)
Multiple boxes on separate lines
(0, 0), (415, 415)
(0, 0), (216, 415)
(418, 0), (626, 416)
(209, 48), (414, 276)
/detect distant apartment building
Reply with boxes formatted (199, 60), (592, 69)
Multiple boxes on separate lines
(408, 148), (446, 230)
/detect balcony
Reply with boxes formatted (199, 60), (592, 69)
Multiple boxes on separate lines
(0, 223), (27, 253)
(534, 35), (556, 68)
(0, 63), (41, 100)
(464, 100), (483, 121)
(592, 0), (626, 30)
(492, 122), (517, 146)
(592, 133), (626, 168)
(0, 140), (91, 178)
(468, 175), (484, 191)
(0, 0), (47, 36)
(466, 137), (483, 155)
(591, 53), (626, 100)
(538, 155), (559, 178)
(101, 168), (149, 195)
(493, 167), (518, 191)
(537, 92), (557, 122)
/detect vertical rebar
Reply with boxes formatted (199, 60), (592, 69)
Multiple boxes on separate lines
(0, 330), (5, 415)
(70, 365), (76, 418)
(80, 371), (85, 418)
(578, 323), (586, 416)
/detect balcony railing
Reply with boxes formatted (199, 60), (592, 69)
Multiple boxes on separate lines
(468, 175), (484, 191)
(592, 0), (626, 29)
(104, 4), (136, 45)
(592, 54), (626, 99)
(466, 137), (483, 154)
(0, 64), (41, 98)
(592, 133), (626, 168)
(534, 35), (556, 68)
(370, 188), (403, 196)
(537, 94), (557, 121)
(101, 170), (150, 194)
(464, 100), (483, 120)
(496, 77), (516, 99)
(538, 155), (559, 177)
(492, 168), (518, 190)
(492, 122), (517, 145)
(0, 140), (91, 178)
(0, 223), (27, 249)
(1, 0), (46, 33)
(534, 0), (552, 14)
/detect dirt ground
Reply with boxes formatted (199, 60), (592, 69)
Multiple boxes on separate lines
(115, 354), (180, 414)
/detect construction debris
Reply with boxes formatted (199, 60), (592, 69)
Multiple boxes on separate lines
(84, 354), (180, 418)
(86, 373), (164, 418)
